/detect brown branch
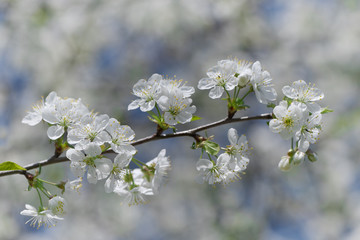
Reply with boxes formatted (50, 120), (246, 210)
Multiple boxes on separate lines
(0, 113), (272, 177)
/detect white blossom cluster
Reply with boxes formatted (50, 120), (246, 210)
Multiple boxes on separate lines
(198, 59), (277, 104)
(269, 80), (324, 170)
(196, 128), (250, 185)
(128, 73), (196, 125)
(198, 59), (327, 172)
(21, 92), (171, 226)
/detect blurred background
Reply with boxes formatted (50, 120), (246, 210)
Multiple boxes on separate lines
(0, 0), (359, 239)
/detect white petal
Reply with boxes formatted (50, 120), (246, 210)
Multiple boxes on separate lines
(114, 152), (132, 168)
(87, 167), (98, 184)
(95, 158), (113, 180)
(306, 102), (321, 113)
(227, 128), (238, 146)
(70, 162), (86, 177)
(196, 159), (213, 171)
(198, 78), (216, 90)
(47, 125), (65, 140)
(84, 143), (102, 156)
(282, 86), (298, 99)
(104, 174), (116, 193)
(139, 100), (155, 112)
(42, 107), (60, 124)
(128, 99), (141, 110)
(66, 149), (85, 162)
(45, 91), (58, 104)
(209, 86), (224, 99)
(95, 131), (111, 144)
(22, 112), (42, 126)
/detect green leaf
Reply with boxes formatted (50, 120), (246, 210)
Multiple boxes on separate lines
(267, 103), (276, 109)
(0, 161), (26, 171)
(235, 98), (244, 106)
(321, 107), (334, 114)
(191, 115), (202, 122)
(203, 141), (220, 156)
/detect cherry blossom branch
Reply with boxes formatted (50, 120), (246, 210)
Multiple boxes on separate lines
(0, 113), (272, 178)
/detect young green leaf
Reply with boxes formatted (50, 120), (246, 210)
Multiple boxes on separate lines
(203, 141), (220, 156)
(321, 107), (334, 114)
(0, 161), (26, 171)
(191, 115), (202, 122)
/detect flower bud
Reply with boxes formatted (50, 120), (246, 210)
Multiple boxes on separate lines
(278, 156), (291, 171)
(306, 149), (318, 162)
(293, 151), (305, 166)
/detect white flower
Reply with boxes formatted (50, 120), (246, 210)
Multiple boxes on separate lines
(20, 204), (63, 229)
(269, 101), (304, 139)
(235, 60), (252, 87)
(282, 80), (324, 113)
(114, 170), (154, 206)
(105, 118), (136, 155)
(42, 97), (89, 140)
(198, 59), (238, 99)
(114, 185), (154, 206)
(196, 159), (225, 184)
(67, 114), (110, 149)
(215, 154), (241, 184)
(22, 91), (58, 126)
(157, 89), (196, 125)
(144, 149), (171, 194)
(65, 178), (83, 193)
(128, 73), (162, 112)
(104, 152), (132, 193)
(218, 128), (250, 171)
(160, 78), (195, 98)
(250, 61), (277, 104)
(295, 111), (322, 152)
(49, 196), (67, 217)
(66, 143), (112, 184)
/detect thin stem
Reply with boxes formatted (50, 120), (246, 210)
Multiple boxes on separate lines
(39, 187), (52, 199)
(207, 153), (213, 162)
(234, 86), (241, 99)
(155, 104), (162, 118)
(224, 88), (231, 99)
(38, 179), (58, 186)
(0, 113), (273, 178)
(239, 88), (252, 101)
(36, 188), (43, 208)
(131, 158), (145, 168)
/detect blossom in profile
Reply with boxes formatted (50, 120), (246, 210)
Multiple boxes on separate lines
(218, 128), (250, 171)
(143, 149), (171, 194)
(20, 204), (63, 229)
(250, 61), (277, 104)
(235, 60), (252, 87)
(296, 111), (322, 152)
(22, 91), (58, 126)
(49, 196), (67, 217)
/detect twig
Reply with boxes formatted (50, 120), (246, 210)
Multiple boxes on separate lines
(0, 113), (272, 177)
